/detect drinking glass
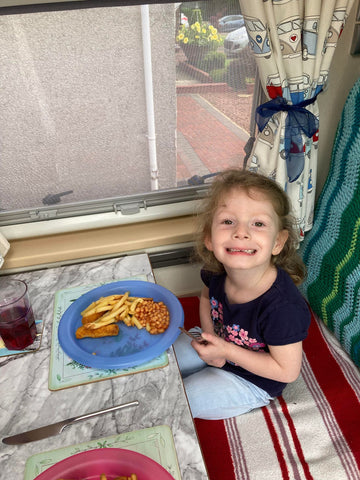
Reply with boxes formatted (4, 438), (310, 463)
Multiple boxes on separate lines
(0, 278), (37, 350)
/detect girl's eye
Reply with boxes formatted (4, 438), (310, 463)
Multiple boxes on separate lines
(222, 219), (233, 225)
(254, 221), (265, 227)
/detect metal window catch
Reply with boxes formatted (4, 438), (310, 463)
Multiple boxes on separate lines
(113, 201), (147, 215)
(187, 172), (220, 185)
(29, 209), (58, 220)
(42, 191), (73, 205)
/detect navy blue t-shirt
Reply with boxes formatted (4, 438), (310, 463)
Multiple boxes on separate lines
(201, 267), (311, 397)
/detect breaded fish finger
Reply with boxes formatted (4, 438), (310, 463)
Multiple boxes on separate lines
(81, 311), (104, 324)
(76, 324), (119, 339)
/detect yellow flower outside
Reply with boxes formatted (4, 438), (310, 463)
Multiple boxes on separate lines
(176, 20), (224, 49)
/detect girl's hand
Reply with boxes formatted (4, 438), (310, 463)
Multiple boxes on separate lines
(191, 331), (304, 383)
(191, 332), (227, 368)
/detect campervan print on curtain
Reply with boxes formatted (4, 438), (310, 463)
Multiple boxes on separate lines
(238, 0), (355, 239)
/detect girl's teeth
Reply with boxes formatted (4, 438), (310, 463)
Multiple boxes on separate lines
(228, 248), (255, 254)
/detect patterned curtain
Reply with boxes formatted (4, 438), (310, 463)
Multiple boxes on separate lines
(238, 0), (355, 239)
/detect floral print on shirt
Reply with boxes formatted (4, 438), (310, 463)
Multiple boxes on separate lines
(210, 296), (266, 352)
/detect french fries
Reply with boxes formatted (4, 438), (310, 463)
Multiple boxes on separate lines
(57, 475), (137, 480)
(76, 292), (170, 338)
(100, 475), (137, 480)
(114, 476), (137, 480)
(81, 292), (145, 330)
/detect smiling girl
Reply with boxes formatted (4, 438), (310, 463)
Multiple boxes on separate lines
(174, 169), (311, 420)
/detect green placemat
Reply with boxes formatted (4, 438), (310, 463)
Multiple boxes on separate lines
(49, 277), (168, 390)
(24, 424), (181, 480)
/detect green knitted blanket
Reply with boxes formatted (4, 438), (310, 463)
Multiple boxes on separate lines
(300, 77), (360, 368)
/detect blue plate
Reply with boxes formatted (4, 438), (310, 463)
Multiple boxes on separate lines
(58, 280), (184, 369)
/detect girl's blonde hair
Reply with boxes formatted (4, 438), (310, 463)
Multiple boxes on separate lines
(195, 168), (306, 285)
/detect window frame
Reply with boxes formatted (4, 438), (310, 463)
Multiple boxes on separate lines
(0, 0), (194, 14)
(0, 0), (260, 242)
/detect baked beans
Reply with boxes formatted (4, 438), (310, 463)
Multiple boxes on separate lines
(135, 299), (170, 335)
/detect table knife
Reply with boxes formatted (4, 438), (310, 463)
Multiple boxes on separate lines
(2, 400), (139, 445)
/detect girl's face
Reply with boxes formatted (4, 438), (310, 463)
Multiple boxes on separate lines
(205, 188), (288, 273)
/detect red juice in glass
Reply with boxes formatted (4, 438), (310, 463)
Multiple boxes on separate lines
(0, 306), (36, 350)
(0, 278), (37, 350)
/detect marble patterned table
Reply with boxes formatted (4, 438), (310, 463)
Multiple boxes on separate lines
(0, 254), (208, 480)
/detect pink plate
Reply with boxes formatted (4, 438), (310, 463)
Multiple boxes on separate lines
(34, 448), (175, 480)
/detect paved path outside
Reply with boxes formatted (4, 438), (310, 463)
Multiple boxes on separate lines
(176, 92), (250, 185)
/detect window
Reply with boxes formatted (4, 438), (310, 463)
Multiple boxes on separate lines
(0, 0), (258, 238)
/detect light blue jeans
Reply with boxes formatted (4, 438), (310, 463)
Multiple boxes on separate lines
(173, 328), (273, 420)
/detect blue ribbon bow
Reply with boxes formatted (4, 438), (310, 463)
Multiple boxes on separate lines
(255, 95), (319, 182)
